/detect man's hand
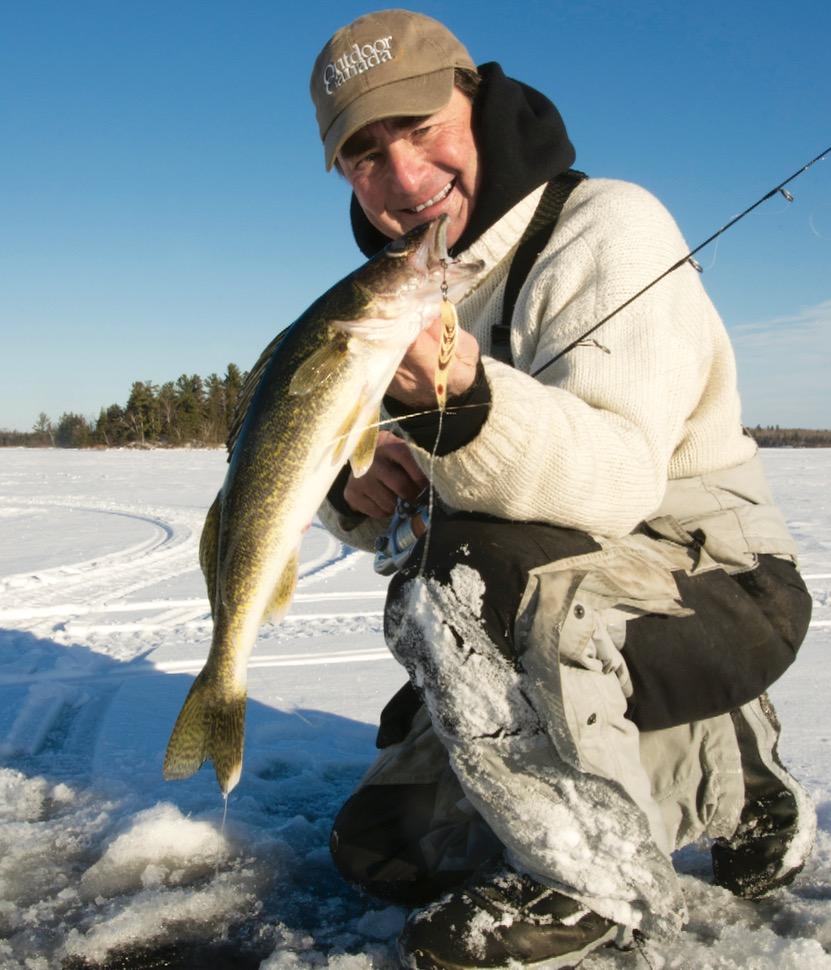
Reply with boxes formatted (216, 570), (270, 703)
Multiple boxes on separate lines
(343, 430), (429, 518)
(386, 317), (480, 407)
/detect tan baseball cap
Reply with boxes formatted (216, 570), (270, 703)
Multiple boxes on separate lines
(310, 9), (476, 170)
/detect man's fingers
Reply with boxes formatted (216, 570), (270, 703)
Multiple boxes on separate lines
(340, 430), (431, 518)
(343, 467), (401, 517)
(347, 459), (422, 515)
(379, 464), (425, 505)
(381, 441), (429, 491)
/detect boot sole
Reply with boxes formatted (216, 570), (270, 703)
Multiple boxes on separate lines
(398, 921), (630, 970)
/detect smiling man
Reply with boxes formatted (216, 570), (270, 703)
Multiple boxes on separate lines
(309, 11), (814, 970)
(337, 86), (480, 248)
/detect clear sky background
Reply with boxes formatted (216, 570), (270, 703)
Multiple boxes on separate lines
(2, 0), (829, 433)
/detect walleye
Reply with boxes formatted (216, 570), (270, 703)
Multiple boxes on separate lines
(163, 216), (482, 794)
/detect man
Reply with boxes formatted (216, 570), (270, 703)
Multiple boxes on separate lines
(309, 11), (814, 970)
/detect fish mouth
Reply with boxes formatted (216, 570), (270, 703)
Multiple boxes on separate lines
(424, 215), (483, 300)
(388, 215), (449, 268)
(379, 215), (481, 305)
(384, 215), (447, 264)
(427, 214), (450, 266)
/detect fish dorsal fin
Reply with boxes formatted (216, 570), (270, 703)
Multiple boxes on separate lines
(349, 417), (379, 478)
(267, 552), (299, 623)
(226, 325), (293, 460)
(199, 492), (222, 616)
(288, 330), (349, 396)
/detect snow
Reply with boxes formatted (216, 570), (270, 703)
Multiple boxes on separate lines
(0, 447), (828, 969)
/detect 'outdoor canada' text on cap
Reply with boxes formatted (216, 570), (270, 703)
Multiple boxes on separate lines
(310, 9), (476, 170)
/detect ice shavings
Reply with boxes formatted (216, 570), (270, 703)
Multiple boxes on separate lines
(0, 774), (117, 958)
(258, 921), (397, 970)
(0, 768), (54, 822)
(58, 800), (274, 965)
(397, 565), (684, 940)
(79, 803), (227, 899)
(63, 873), (260, 965)
(638, 871), (831, 969)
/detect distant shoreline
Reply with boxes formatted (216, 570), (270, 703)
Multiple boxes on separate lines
(2, 433), (830, 450)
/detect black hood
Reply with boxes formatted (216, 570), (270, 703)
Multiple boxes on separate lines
(349, 62), (576, 258)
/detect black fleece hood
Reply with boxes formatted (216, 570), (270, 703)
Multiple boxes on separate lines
(349, 62), (576, 258)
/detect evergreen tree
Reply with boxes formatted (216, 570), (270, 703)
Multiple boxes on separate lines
(125, 381), (160, 444)
(55, 412), (93, 448)
(95, 404), (126, 446)
(224, 363), (245, 434)
(204, 373), (226, 445)
(157, 382), (178, 442)
(174, 374), (205, 442)
(32, 412), (54, 446)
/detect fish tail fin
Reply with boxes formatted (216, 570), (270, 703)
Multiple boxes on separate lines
(163, 671), (246, 794)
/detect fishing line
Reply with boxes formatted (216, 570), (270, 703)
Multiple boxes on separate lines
(808, 208), (829, 240)
(379, 261), (462, 654)
(401, 261), (456, 586)
(530, 144), (831, 379)
(701, 233), (722, 272)
(216, 792), (229, 876)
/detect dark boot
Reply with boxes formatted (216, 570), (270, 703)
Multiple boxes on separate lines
(712, 694), (815, 898)
(398, 867), (629, 970)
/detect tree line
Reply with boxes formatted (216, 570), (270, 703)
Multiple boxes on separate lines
(745, 425), (831, 447)
(1, 387), (829, 449)
(0, 365), (247, 449)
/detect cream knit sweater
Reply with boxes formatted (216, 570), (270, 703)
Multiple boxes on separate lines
(321, 178), (758, 546)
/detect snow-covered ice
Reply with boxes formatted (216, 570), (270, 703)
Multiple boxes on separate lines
(0, 447), (828, 969)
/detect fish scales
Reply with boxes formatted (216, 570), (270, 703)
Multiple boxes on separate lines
(213, 331), (367, 668)
(164, 216), (483, 793)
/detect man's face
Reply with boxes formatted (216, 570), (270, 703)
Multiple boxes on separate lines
(337, 87), (480, 248)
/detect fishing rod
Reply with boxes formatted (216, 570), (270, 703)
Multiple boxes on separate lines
(530, 143), (831, 379)
(374, 144), (831, 573)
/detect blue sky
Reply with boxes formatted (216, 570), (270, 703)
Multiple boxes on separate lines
(1, 0), (829, 432)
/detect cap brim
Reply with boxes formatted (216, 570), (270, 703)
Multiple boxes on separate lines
(323, 68), (456, 171)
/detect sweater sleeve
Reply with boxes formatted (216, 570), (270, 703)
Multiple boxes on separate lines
(316, 495), (391, 554)
(402, 181), (748, 537)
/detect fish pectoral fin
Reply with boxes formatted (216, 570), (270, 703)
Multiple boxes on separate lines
(348, 416), (379, 478)
(330, 394), (370, 467)
(163, 670), (247, 795)
(267, 552), (299, 623)
(289, 332), (349, 396)
(199, 492), (222, 617)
